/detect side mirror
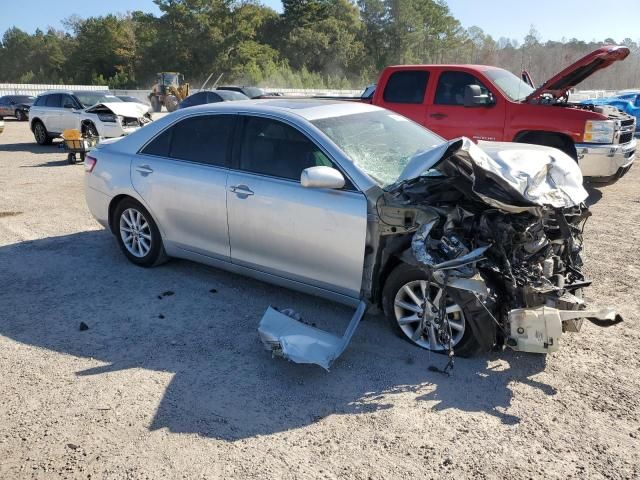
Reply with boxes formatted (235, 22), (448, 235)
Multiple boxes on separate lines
(301, 166), (345, 189)
(63, 103), (74, 109)
(464, 85), (493, 107)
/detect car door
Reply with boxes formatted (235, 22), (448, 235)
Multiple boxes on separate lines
(131, 114), (235, 260)
(43, 94), (63, 133)
(59, 94), (82, 131)
(0, 97), (9, 117)
(226, 115), (368, 298)
(379, 69), (430, 125)
(428, 70), (506, 141)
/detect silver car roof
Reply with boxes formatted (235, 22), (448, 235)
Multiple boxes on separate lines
(178, 98), (383, 121)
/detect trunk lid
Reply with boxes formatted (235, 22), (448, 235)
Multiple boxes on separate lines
(525, 45), (630, 102)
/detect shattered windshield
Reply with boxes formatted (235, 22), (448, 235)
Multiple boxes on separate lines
(73, 91), (123, 108)
(484, 68), (534, 102)
(311, 110), (443, 186)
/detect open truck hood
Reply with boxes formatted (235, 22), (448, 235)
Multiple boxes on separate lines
(525, 45), (629, 102)
(395, 137), (588, 213)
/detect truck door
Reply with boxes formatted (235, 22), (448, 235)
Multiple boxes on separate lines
(378, 70), (430, 125)
(427, 70), (505, 142)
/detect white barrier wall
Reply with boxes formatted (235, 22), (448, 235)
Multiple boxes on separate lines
(1, 83), (631, 102)
(0, 83), (109, 96)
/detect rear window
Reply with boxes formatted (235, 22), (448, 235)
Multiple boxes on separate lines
(141, 114), (236, 167)
(383, 71), (429, 104)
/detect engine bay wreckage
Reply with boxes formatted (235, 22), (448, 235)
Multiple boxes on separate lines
(259, 137), (623, 371)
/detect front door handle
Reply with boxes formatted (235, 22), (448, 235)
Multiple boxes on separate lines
(429, 113), (447, 119)
(229, 184), (254, 198)
(135, 165), (153, 175)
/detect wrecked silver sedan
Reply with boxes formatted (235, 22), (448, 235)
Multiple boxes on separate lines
(84, 100), (620, 369)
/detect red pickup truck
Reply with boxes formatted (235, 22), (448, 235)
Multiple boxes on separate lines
(366, 46), (636, 183)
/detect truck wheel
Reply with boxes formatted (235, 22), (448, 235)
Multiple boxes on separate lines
(381, 263), (493, 357)
(150, 97), (162, 112)
(33, 120), (53, 145)
(165, 95), (179, 112)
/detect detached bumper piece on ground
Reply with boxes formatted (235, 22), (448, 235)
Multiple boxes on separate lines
(258, 301), (367, 370)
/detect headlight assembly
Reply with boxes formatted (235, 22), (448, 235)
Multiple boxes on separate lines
(97, 113), (117, 123)
(583, 120), (615, 144)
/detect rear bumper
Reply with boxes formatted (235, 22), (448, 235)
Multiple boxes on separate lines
(576, 139), (635, 182)
(85, 184), (110, 229)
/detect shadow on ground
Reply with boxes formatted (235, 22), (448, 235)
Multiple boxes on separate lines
(585, 184), (603, 206)
(0, 230), (554, 440)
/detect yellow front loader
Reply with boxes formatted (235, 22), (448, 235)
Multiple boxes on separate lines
(148, 72), (190, 112)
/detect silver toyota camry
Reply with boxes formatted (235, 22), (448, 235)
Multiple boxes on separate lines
(85, 99), (620, 357)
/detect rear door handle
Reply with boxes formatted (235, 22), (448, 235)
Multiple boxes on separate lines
(135, 165), (153, 175)
(429, 113), (447, 119)
(229, 184), (254, 198)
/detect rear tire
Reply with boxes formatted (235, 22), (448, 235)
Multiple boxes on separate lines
(113, 198), (167, 268)
(382, 263), (493, 357)
(150, 96), (162, 112)
(33, 120), (52, 145)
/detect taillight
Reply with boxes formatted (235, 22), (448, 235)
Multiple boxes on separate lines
(84, 155), (97, 172)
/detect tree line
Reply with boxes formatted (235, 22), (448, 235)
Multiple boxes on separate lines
(0, 0), (638, 91)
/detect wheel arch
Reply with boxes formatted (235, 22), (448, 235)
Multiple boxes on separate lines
(513, 130), (577, 160)
(30, 117), (43, 131)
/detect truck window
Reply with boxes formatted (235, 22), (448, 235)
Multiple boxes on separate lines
(383, 71), (429, 104)
(435, 71), (489, 106)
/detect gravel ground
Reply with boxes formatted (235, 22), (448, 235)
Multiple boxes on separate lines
(0, 118), (638, 480)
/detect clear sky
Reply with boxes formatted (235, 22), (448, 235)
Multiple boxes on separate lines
(1, 0), (637, 44)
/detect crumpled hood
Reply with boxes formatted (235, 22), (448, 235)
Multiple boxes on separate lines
(396, 137), (588, 213)
(85, 102), (149, 118)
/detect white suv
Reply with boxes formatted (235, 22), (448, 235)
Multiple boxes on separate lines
(29, 91), (152, 145)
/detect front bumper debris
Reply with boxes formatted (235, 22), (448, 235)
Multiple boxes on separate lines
(258, 301), (367, 370)
(577, 138), (636, 181)
(507, 306), (623, 353)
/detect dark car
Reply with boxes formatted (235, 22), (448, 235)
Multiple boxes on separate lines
(178, 90), (248, 109)
(0, 95), (36, 121)
(217, 86), (266, 99)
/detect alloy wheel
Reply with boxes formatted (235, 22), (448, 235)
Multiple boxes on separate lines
(119, 208), (152, 258)
(393, 280), (465, 350)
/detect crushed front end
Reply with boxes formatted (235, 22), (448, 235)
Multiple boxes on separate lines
(375, 137), (622, 355)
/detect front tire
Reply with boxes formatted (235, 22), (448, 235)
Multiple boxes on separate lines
(382, 263), (490, 357)
(113, 199), (167, 267)
(33, 120), (52, 145)
(15, 110), (27, 121)
(165, 95), (179, 112)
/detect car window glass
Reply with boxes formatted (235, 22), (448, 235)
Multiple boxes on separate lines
(634, 95), (640, 107)
(45, 94), (61, 108)
(207, 92), (221, 103)
(34, 96), (45, 107)
(239, 116), (337, 182)
(383, 71), (429, 104)
(61, 95), (76, 108)
(435, 71), (489, 106)
(141, 128), (172, 157)
(168, 115), (234, 166)
(0, 98), (7, 106)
